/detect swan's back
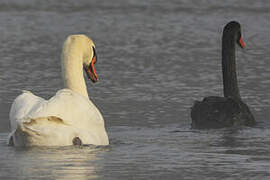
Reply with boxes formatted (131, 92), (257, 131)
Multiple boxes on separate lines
(191, 96), (255, 129)
(9, 89), (109, 146)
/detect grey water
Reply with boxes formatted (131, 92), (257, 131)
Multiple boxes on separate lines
(0, 0), (270, 179)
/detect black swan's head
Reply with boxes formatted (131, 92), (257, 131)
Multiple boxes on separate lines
(223, 21), (245, 48)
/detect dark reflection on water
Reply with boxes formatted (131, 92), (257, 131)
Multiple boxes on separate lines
(0, 0), (269, 179)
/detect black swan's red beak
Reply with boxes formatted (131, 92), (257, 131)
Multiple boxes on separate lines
(239, 37), (245, 48)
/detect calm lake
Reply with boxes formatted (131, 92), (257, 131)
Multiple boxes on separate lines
(0, 0), (269, 179)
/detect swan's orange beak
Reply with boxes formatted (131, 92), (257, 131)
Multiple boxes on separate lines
(84, 54), (98, 83)
(239, 37), (245, 48)
(88, 55), (98, 83)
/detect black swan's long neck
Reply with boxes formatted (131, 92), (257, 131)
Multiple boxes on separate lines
(222, 33), (240, 99)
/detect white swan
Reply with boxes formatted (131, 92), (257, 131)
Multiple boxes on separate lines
(8, 35), (109, 146)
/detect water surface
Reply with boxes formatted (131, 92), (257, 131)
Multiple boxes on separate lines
(0, 0), (269, 179)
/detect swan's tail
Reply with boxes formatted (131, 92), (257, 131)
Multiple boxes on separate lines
(8, 121), (41, 146)
(9, 116), (66, 146)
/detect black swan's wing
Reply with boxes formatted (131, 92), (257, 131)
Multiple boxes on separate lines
(191, 96), (255, 129)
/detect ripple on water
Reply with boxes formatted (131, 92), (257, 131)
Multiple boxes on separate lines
(0, 0), (270, 179)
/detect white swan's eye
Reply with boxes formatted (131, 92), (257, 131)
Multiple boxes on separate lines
(72, 137), (82, 145)
(92, 47), (97, 64)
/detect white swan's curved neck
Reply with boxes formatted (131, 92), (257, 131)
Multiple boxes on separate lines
(61, 38), (89, 98)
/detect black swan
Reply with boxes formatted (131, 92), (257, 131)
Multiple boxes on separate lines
(191, 21), (256, 129)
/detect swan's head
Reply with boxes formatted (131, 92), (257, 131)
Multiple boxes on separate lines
(223, 21), (245, 48)
(62, 34), (99, 84)
(82, 37), (98, 83)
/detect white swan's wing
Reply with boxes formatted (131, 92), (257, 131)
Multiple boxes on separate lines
(9, 90), (45, 131)
(28, 89), (105, 128)
(9, 89), (108, 146)
(8, 90), (45, 145)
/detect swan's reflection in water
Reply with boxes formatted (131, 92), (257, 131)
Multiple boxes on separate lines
(12, 145), (110, 180)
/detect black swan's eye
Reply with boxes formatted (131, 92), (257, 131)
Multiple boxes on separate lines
(237, 32), (241, 41)
(72, 137), (82, 145)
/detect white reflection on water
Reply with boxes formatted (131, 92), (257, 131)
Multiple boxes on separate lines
(0, 134), (110, 180)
